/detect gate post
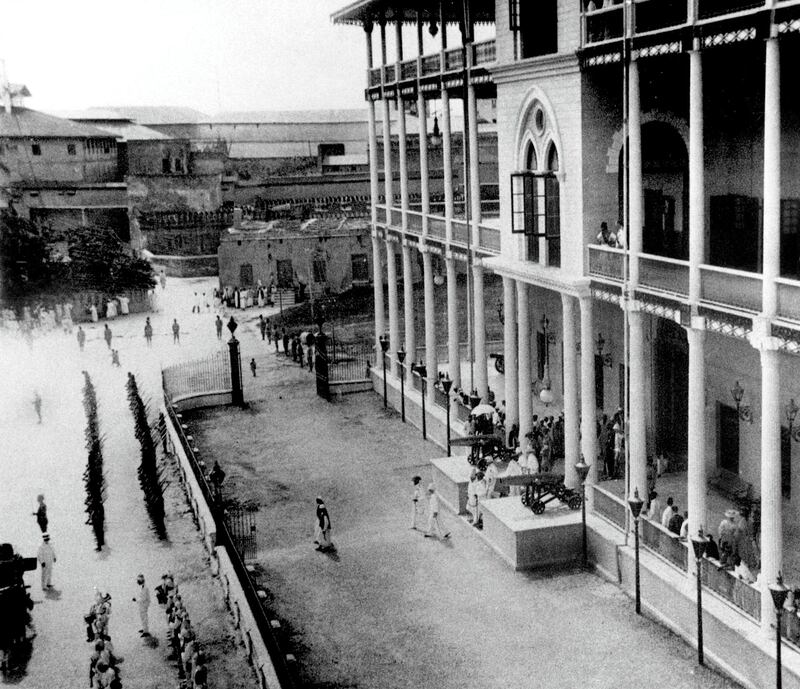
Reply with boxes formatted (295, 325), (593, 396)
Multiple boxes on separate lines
(227, 317), (245, 407)
(315, 330), (330, 400)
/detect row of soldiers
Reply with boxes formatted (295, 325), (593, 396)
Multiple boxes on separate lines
(86, 590), (122, 689)
(157, 574), (208, 689)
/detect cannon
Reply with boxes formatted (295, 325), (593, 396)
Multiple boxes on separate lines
(499, 473), (583, 514)
(0, 544), (36, 669)
(449, 434), (513, 468)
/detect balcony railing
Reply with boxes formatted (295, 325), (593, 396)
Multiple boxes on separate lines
(421, 54), (441, 76)
(444, 46), (465, 72)
(640, 518), (688, 571)
(584, 4), (624, 45)
(700, 264), (763, 313)
(375, 203), (388, 224)
(700, 558), (761, 620)
(400, 59), (417, 81)
(777, 278), (800, 323)
(697, 0), (764, 20)
(451, 219), (469, 245)
(587, 244), (625, 282)
(478, 224), (501, 254)
(473, 39), (496, 65)
(383, 64), (396, 83)
(634, 0), (687, 33)
(592, 485), (627, 531)
(407, 210), (423, 234)
(369, 67), (382, 87)
(429, 216), (447, 240)
(638, 253), (689, 298)
(389, 207), (402, 227)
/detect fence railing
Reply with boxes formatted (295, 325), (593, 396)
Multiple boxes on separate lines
(473, 39), (496, 65)
(428, 216), (447, 240)
(163, 400), (295, 688)
(328, 342), (373, 382)
(421, 54), (441, 75)
(163, 350), (231, 402)
(444, 47), (465, 72)
(700, 557), (761, 621)
(478, 224), (501, 254)
(640, 518), (688, 571)
(592, 485), (627, 530)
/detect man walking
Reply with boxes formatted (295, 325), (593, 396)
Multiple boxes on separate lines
(314, 497), (333, 552)
(259, 315), (267, 341)
(410, 476), (423, 530)
(172, 319), (181, 344)
(424, 484), (450, 539)
(250, 358), (257, 377)
(33, 390), (42, 424)
(77, 326), (86, 351)
(37, 534), (56, 590)
(215, 316), (223, 340)
(103, 324), (112, 349)
(144, 317), (153, 347)
(282, 329), (289, 358)
(133, 574), (151, 637)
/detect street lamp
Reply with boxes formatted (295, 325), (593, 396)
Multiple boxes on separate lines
(628, 487), (644, 615)
(690, 529), (708, 665)
(575, 457), (591, 567)
(769, 573), (790, 689)
(539, 314), (555, 406)
(380, 336), (389, 409)
(442, 376), (453, 456)
(397, 347), (406, 422)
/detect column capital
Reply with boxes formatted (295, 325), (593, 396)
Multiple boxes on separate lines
(623, 297), (642, 314)
(385, 233), (400, 245)
(473, 257), (484, 269)
(690, 315), (706, 331)
(574, 279), (593, 301)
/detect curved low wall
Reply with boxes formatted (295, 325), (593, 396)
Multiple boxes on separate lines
(171, 390), (232, 411)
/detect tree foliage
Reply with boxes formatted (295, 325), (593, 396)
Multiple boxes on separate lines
(0, 211), (155, 305)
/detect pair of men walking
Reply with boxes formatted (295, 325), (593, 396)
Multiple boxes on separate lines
(410, 477), (450, 539)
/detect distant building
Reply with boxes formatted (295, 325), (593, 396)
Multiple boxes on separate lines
(218, 215), (378, 298)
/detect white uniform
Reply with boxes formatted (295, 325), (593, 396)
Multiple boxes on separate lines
(426, 489), (449, 538)
(37, 541), (56, 589)
(505, 458), (523, 496)
(410, 484), (422, 529)
(135, 582), (151, 634)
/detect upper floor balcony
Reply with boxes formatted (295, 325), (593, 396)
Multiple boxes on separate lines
(375, 202), (500, 257)
(586, 244), (800, 325)
(367, 39), (496, 97)
(581, 0), (800, 54)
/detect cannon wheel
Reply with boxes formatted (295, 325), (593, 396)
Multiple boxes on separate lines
(567, 494), (582, 510)
(531, 501), (545, 515)
(520, 491), (530, 507)
(494, 354), (505, 375)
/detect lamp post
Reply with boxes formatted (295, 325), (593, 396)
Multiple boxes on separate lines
(421, 372), (427, 440)
(380, 336), (389, 409)
(442, 377), (453, 456)
(628, 487), (644, 615)
(227, 316), (244, 407)
(770, 574), (789, 689)
(540, 314), (555, 406)
(575, 457), (591, 567)
(397, 348), (406, 422)
(690, 529), (708, 665)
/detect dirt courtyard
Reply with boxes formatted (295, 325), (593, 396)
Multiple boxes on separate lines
(186, 346), (742, 689)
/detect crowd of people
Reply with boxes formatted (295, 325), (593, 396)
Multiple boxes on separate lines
(595, 221), (627, 249)
(86, 589), (121, 689)
(157, 574), (208, 688)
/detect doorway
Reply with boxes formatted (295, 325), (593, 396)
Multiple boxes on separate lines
(654, 319), (688, 458)
(717, 403), (740, 474)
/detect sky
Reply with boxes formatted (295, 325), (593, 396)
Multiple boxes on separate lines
(0, 0), (378, 115)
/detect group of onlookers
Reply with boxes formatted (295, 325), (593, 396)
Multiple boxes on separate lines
(86, 590), (121, 689)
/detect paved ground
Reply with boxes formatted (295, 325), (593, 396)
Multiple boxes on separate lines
(0, 277), (261, 688)
(186, 344), (744, 689)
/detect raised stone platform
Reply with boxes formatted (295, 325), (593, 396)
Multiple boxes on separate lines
(480, 497), (582, 571)
(431, 455), (472, 515)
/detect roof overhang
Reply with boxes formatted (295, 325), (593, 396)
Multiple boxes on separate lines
(332, 0), (494, 27)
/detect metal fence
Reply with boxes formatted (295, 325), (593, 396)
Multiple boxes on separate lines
(163, 350), (231, 401)
(328, 341), (373, 383)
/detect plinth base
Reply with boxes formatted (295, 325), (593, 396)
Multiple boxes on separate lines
(430, 456), (472, 514)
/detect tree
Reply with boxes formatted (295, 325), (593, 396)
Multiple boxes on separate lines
(0, 211), (53, 303)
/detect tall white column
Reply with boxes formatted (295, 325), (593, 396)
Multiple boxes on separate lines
(579, 293), (598, 495)
(402, 242), (416, 360)
(763, 33), (781, 318)
(473, 262), (488, 399)
(562, 294), (579, 489)
(517, 281), (532, 447)
(758, 333), (783, 631)
(686, 318), (707, 572)
(371, 234), (385, 345)
(441, 90), (454, 240)
(628, 305), (648, 504)
(628, 57), (643, 287)
(386, 239), (400, 375)
(417, 94), (430, 223)
(423, 248), (438, 396)
(503, 277), (519, 443)
(467, 81), (481, 235)
(368, 100), (385, 346)
(688, 46), (704, 305)
(382, 98), (393, 216)
(398, 97), (409, 232)
(446, 256), (461, 388)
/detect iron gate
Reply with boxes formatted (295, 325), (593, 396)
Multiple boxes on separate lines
(315, 332), (330, 400)
(225, 504), (258, 561)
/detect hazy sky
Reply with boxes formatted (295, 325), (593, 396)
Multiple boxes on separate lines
(1, 0), (380, 115)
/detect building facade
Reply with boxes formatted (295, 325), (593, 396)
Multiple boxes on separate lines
(333, 0), (800, 681)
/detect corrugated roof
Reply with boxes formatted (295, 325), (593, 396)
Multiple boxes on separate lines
(209, 109), (369, 124)
(101, 106), (208, 125)
(228, 141), (316, 159)
(47, 108), (133, 121)
(332, 0), (495, 26)
(0, 107), (118, 139)
(87, 122), (170, 141)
